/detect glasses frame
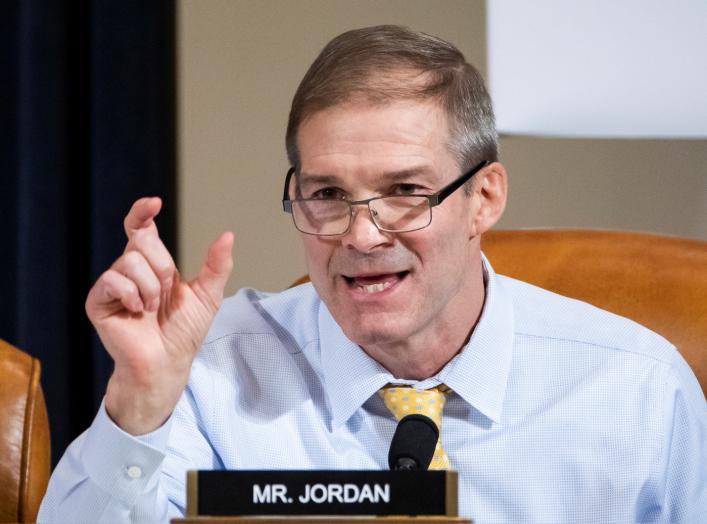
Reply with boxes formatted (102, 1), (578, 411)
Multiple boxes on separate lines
(282, 160), (490, 236)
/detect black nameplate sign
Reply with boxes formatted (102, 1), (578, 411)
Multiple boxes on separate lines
(187, 470), (458, 517)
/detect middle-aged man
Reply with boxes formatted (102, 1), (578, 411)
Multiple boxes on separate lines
(39, 26), (706, 523)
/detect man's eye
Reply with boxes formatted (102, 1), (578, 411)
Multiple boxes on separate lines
(311, 187), (346, 200)
(393, 184), (422, 196)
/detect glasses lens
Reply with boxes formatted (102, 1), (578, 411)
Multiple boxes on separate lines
(371, 196), (431, 232)
(292, 200), (350, 235)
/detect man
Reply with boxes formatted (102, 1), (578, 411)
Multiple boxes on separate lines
(39, 26), (705, 523)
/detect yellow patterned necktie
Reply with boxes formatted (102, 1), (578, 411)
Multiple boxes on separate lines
(379, 385), (451, 470)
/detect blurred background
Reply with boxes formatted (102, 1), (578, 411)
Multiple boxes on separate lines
(2, 0), (705, 464)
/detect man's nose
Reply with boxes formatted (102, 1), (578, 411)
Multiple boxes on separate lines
(341, 205), (392, 252)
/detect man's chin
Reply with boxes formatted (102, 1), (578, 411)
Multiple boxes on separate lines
(319, 280), (418, 344)
(337, 313), (411, 348)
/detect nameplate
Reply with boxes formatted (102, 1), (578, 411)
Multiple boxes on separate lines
(187, 470), (458, 517)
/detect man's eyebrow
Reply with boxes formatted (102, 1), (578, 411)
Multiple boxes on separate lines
(383, 169), (438, 183)
(298, 167), (438, 187)
(298, 173), (340, 187)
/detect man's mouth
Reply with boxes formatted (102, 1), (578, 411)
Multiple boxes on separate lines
(343, 271), (409, 294)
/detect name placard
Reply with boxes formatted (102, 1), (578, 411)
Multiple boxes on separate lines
(187, 470), (458, 517)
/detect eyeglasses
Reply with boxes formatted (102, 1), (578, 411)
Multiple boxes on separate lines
(281, 160), (489, 236)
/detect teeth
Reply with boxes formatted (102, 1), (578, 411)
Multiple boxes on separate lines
(359, 281), (393, 294)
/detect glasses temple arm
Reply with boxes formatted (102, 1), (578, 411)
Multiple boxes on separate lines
(432, 160), (489, 206)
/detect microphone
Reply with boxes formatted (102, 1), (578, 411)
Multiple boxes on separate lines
(388, 414), (439, 471)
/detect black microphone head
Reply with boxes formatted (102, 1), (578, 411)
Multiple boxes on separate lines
(388, 414), (440, 471)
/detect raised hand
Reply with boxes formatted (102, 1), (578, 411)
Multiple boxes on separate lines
(86, 197), (233, 435)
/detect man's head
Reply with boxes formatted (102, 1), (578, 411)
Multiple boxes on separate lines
(286, 25), (498, 180)
(286, 26), (507, 378)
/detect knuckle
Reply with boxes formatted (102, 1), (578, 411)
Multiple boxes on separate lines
(123, 212), (134, 233)
(125, 231), (147, 254)
(125, 279), (139, 297)
(123, 250), (144, 267)
(104, 269), (129, 293)
(119, 279), (139, 302)
(94, 269), (116, 292)
(132, 231), (174, 279)
(156, 260), (174, 280)
(131, 227), (151, 245)
(85, 293), (95, 316)
(143, 280), (161, 299)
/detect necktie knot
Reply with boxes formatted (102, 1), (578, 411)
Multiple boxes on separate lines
(379, 385), (451, 470)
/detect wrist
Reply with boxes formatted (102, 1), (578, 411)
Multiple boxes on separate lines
(105, 370), (187, 435)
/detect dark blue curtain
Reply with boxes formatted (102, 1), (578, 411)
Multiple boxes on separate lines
(0, 1), (176, 465)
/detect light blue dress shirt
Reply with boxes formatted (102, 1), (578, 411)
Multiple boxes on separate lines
(39, 259), (707, 523)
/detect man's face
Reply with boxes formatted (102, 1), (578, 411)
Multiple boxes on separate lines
(295, 98), (484, 356)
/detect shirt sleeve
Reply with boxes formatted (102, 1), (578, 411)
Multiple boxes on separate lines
(659, 350), (707, 521)
(37, 399), (186, 524)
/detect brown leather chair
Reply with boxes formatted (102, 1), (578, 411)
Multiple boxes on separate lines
(0, 339), (51, 523)
(481, 230), (707, 395)
(292, 229), (707, 394)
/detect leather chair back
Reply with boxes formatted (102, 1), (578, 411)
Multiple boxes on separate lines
(481, 230), (707, 395)
(291, 229), (707, 394)
(0, 340), (50, 523)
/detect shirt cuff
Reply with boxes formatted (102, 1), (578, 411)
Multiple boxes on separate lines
(80, 399), (174, 507)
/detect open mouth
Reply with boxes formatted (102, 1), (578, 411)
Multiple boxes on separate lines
(343, 271), (409, 294)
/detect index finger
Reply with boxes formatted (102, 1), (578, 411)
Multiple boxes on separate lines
(124, 197), (162, 239)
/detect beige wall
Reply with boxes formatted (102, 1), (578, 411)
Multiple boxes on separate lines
(178, 0), (707, 296)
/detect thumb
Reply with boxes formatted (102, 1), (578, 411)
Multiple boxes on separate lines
(195, 231), (234, 302)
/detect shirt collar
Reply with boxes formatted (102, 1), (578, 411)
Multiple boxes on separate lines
(437, 255), (514, 424)
(319, 253), (514, 429)
(319, 304), (393, 430)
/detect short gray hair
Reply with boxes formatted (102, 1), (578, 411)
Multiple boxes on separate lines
(285, 25), (498, 184)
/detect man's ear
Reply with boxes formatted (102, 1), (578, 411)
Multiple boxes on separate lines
(469, 161), (508, 237)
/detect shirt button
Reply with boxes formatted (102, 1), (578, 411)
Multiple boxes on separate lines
(126, 465), (143, 479)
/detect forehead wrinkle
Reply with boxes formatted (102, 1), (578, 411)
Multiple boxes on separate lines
(304, 139), (438, 163)
(384, 168), (440, 184)
(299, 103), (449, 159)
(300, 165), (439, 189)
(298, 173), (340, 187)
